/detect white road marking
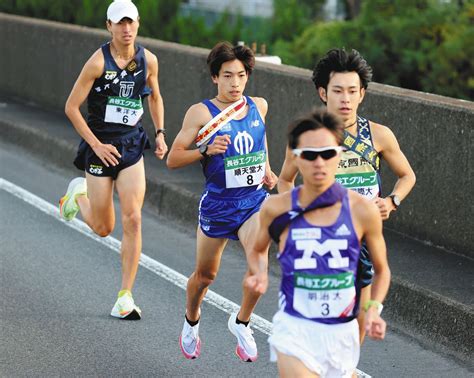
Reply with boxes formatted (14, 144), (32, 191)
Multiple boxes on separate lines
(0, 177), (370, 377)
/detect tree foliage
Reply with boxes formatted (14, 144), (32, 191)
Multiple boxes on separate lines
(273, 0), (474, 100)
(0, 0), (472, 100)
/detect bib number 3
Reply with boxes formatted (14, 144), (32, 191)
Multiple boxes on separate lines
(293, 272), (356, 318)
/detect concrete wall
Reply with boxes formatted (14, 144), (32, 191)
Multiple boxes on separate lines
(1, 13), (473, 257)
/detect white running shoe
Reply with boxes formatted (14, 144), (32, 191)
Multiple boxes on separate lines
(228, 313), (258, 362)
(110, 292), (142, 320)
(179, 317), (201, 359)
(59, 177), (87, 221)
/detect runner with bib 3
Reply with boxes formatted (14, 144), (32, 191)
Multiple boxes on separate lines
(246, 110), (391, 378)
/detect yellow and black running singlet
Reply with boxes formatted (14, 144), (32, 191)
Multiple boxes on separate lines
(86, 42), (150, 137)
(336, 116), (381, 199)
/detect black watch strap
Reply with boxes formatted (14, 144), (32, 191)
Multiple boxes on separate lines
(155, 129), (166, 137)
(389, 194), (401, 208)
(199, 144), (208, 157)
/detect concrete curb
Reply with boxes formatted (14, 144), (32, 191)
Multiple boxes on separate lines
(386, 276), (473, 361)
(1, 115), (472, 364)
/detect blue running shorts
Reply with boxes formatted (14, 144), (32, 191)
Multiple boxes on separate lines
(74, 127), (150, 180)
(199, 189), (268, 240)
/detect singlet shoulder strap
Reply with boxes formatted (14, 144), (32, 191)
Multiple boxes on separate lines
(290, 186), (301, 211)
(134, 44), (145, 60)
(245, 96), (256, 106)
(201, 99), (220, 116)
(101, 43), (112, 59)
(343, 116), (380, 170)
(100, 43), (116, 71)
(356, 116), (374, 147)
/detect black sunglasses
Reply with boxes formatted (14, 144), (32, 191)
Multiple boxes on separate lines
(292, 147), (343, 161)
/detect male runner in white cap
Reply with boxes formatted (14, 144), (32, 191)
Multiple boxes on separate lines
(59, 0), (167, 320)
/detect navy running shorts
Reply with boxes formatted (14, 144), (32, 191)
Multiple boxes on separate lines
(198, 189), (268, 240)
(356, 242), (374, 289)
(73, 127), (150, 180)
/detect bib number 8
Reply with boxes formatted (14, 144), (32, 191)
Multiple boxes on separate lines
(247, 175), (254, 185)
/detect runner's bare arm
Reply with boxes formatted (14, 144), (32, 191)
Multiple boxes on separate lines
(355, 195), (391, 339)
(263, 136), (278, 190)
(245, 197), (277, 294)
(65, 50), (121, 167)
(277, 147), (298, 193)
(145, 50), (167, 160)
(252, 97), (278, 189)
(166, 104), (231, 169)
(373, 124), (416, 219)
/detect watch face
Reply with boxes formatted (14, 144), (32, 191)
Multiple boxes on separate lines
(392, 195), (401, 207)
(199, 144), (208, 155)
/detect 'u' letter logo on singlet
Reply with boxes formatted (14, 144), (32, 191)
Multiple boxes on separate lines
(234, 131), (254, 155)
(119, 81), (135, 98)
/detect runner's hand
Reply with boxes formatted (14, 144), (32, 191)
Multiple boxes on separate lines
(155, 133), (168, 160)
(374, 197), (395, 220)
(365, 308), (386, 340)
(207, 135), (231, 155)
(245, 272), (268, 295)
(263, 169), (278, 190)
(92, 142), (121, 167)
(245, 273), (268, 294)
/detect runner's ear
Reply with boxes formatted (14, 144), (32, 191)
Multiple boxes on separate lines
(359, 87), (366, 104)
(318, 87), (327, 103)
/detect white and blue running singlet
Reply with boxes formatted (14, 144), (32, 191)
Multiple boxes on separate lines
(200, 96), (267, 198)
(278, 188), (361, 324)
(87, 42), (150, 137)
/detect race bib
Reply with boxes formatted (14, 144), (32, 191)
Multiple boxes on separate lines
(224, 150), (266, 188)
(335, 171), (379, 200)
(293, 272), (356, 318)
(104, 96), (143, 126)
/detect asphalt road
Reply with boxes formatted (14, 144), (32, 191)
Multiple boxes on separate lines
(1, 140), (472, 377)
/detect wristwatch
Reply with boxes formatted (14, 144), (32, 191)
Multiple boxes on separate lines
(364, 300), (384, 315)
(155, 129), (166, 137)
(389, 194), (401, 209)
(199, 144), (208, 157)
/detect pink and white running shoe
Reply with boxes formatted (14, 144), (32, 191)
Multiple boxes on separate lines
(227, 313), (258, 362)
(179, 318), (201, 359)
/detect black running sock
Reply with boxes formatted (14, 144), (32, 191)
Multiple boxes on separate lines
(236, 316), (250, 327)
(185, 314), (199, 327)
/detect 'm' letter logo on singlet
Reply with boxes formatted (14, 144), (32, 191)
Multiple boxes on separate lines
(119, 81), (135, 98)
(294, 238), (349, 270)
(234, 131), (254, 155)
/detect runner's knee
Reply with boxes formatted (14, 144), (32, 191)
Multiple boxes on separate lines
(92, 223), (114, 237)
(194, 271), (217, 288)
(122, 211), (142, 234)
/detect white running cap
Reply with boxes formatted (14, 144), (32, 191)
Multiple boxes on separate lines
(107, 0), (139, 23)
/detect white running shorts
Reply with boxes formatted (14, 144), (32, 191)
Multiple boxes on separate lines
(268, 310), (360, 377)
